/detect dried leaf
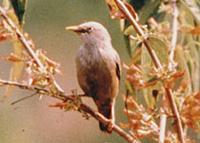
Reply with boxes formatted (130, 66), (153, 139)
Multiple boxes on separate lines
(164, 71), (185, 89)
(36, 49), (60, 74)
(49, 102), (67, 109)
(105, 0), (138, 20)
(0, 32), (12, 41)
(123, 96), (159, 139)
(181, 25), (200, 35)
(181, 92), (200, 131)
(5, 52), (24, 62)
(105, 0), (125, 19)
(189, 26), (200, 35)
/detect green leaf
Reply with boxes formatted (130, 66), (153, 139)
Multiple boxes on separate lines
(138, 0), (161, 24)
(124, 25), (135, 36)
(181, 0), (200, 24)
(9, 0), (27, 25)
(148, 36), (169, 65)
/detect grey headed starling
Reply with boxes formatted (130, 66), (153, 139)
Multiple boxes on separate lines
(66, 21), (121, 133)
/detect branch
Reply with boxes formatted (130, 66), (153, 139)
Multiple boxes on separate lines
(114, 0), (185, 143)
(159, 109), (167, 143)
(169, 0), (179, 71)
(160, 2), (179, 142)
(0, 79), (139, 143)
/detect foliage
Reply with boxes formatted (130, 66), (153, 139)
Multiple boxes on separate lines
(0, 0), (200, 143)
(106, 0), (200, 142)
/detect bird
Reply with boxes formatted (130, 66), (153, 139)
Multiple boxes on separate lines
(66, 21), (121, 133)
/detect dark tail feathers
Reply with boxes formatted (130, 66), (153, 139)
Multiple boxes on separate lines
(98, 103), (113, 133)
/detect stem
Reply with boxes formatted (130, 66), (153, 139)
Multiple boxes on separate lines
(165, 88), (185, 143)
(159, 109), (167, 143)
(169, 0), (179, 71)
(11, 92), (38, 105)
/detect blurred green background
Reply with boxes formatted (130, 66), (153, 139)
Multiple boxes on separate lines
(0, 0), (130, 143)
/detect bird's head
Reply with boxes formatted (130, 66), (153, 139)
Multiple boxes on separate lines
(66, 21), (111, 45)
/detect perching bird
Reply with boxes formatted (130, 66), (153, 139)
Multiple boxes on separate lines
(66, 22), (121, 133)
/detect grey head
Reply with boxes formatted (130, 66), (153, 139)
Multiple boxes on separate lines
(66, 21), (111, 45)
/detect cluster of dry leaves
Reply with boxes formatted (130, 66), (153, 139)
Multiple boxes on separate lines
(105, 0), (200, 143)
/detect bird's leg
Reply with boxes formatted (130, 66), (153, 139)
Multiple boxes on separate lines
(107, 119), (114, 133)
(107, 99), (116, 132)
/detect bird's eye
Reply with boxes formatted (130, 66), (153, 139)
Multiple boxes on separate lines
(79, 27), (93, 34)
(86, 27), (93, 33)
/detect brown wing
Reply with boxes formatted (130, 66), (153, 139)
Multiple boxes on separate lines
(114, 51), (121, 81)
(115, 62), (121, 80)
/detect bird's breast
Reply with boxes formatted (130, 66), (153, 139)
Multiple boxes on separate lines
(76, 45), (117, 100)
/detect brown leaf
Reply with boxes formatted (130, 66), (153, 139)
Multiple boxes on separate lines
(49, 102), (67, 109)
(123, 96), (159, 139)
(170, 70), (185, 79)
(36, 49), (60, 74)
(181, 25), (200, 35)
(105, 0), (125, 19)
(5, 53), (24, 62)
(181, 92), (200, 131)
(105, 0), (138, 20)
(123, 1), (139, 21)
(190, 26), (200, 35)
(164, 70), (185, 89)
(0, 33), (12, 41)
(126, 63), (159, 89)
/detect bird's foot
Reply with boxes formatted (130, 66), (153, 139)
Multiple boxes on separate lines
(107, 120), (114, 133)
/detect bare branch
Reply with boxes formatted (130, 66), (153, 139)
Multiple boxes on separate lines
(165, 88), (185, 143)
(159, 109), (167, 143)
(11, 92), (38, 105)
(0, 79), (47, 92)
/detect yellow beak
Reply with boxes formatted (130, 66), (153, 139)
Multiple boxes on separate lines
(65, 25), (80, 32)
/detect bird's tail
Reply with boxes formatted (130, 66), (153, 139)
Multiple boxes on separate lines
(97, 101), (114, 133)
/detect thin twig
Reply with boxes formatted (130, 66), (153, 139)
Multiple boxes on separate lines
(169, 0), (179, 71)
(165, 88), (185, 143)
(158, 1), (180, 141)
(114, 0), (185, 143)
(11, 92), (38, 105)
(0, 79), (47, 92)
(159, 109), (167, 143)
